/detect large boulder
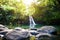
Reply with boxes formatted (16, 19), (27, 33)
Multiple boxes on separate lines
(38, 26), (57, 35)
(4, 29), (30, 40)
(36, 33), (52, 40)
(0, 24), (8, 31)
(29, 30), (39, 36)
(0, 24), (9, 40)
(0, 24), (8, 35)
(29, 28), (39, 36)
(14, 27), (25, 31)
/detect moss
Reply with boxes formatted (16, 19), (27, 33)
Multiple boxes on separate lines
(30, 36), (35, 40)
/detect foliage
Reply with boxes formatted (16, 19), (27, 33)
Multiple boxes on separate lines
(33, 0), (60, 25)
(0, 0), (60, 25)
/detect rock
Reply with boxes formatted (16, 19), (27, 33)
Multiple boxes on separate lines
(30, 28), (37, 31)
(36, 33), (52, 40)
(37, 29), (48, 33)
(5, 29), (30, 40)
(36, 33), (51, 38)
(29, 30), (39, 36)
(38, 26), (57, 35)
(0, 24), (8, 31)
(0, 24), (9, 35)
(14, 27), (22, 31)
(30, 36), (36, 40)
(14, 27), (26, 32)
(28, 28), (39, 36)
(0, 31), (8, 36)
(0, 34), (4, 40)
(0, 34), (4, 38)
(0, 24), (10, 40)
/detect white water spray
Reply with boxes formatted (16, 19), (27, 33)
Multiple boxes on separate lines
(29, 16), (36, 28)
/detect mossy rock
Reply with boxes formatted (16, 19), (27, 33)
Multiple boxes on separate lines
(30, 36), (35, 40)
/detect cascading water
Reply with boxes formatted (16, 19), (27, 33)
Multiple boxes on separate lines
(29, 16), (36, 28)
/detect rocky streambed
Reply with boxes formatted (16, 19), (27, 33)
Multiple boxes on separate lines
(0, 24), (59, 40)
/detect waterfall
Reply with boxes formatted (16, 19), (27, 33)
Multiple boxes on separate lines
(29, 16), (36, 28)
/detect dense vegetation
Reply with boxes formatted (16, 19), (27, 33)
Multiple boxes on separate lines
(0, 0), (60, 26)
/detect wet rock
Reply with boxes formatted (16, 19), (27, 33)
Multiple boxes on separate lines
(36, 33), (51, 37)
(5, 29), (30, 40)
(14, 27), (22, 31)
(29, 28), (40, 36)
(0, 24), (8, 31)
(0, 34), (4, 40)
(38, 26), (57, 35)
(14, 27), (26, 31)
(29, 30), (39, 36)
(0, 24), (8, 35)
(36, 33), (52, 40)
(30, 28), (37, 31)
(37, 29), (47, 33)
